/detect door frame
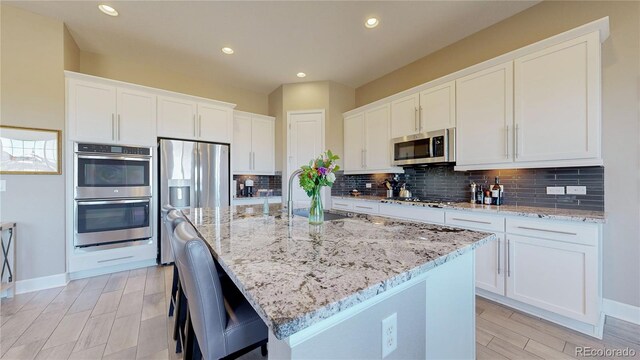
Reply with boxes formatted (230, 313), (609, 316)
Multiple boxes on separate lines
(285, 109), (326, 208)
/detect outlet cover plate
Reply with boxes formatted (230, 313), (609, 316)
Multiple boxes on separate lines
(546, 186), (565, 195)
(382, 313), (397, 358)
(566, 186), (587, 195)
(366, 183), (372, 189)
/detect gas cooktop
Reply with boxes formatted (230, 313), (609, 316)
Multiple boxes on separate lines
(382, 197), (453, 208)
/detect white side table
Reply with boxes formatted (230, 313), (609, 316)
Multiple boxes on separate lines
(1, 222), (16, 298)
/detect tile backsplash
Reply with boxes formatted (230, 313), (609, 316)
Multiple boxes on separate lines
(234, 172), (282, 197)
(331, 166), (604, 211)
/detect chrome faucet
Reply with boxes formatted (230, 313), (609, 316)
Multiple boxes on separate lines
(287, 169), (303, 217)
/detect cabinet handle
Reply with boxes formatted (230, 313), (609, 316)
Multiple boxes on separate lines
(516, 226), (577, 236)
(111, 114), (115, 140)
(249, 152), (252, 170)
(198, 115), (202, 137)
(193, 115), (197, 137)
(414, 107), (418, 131)
(515, 123), (520, 158)
(355, 205), (373, 210)
(505, 125), (509, 158)
(419, 106), (423, 132)
(497, 238), (501, 275)
(252, 152), (256, 170)
(507, 239), (511, 277)
(361, 149), (365, 168)
(451, 217), (492, 225)
(334, 202), (348, 207)
(117, 114), (121, 141)
(364, 149), (367, 168)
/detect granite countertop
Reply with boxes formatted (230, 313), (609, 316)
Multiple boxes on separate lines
(330, 196), (605, 223)
(183, 204), (495, 339)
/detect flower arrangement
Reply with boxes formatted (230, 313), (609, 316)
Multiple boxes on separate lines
(298, 150), (340, 196)
(298, 150), (340, 224)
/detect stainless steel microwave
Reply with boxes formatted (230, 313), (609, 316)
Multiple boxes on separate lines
(391, 128), (456, 166)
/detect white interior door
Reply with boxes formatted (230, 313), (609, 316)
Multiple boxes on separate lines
(287, 110), (324, 209)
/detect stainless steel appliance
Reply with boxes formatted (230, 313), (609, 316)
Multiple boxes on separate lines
(158, 139), (230, 264)
(74, 143), (151, 199)
(73, 143), (153, 249)
(391, 128), (456, 166)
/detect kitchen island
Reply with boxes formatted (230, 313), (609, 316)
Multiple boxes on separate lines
(183, 204), (495, 359)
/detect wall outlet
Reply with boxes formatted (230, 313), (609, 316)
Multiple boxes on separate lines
(382, 313), (397, 358)
(366, 183), (372, 189)
(0, 180), (5, 192)
(566, 186), (587, 195)
(546, 186), (565, 195)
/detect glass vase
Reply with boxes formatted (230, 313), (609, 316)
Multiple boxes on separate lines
(308, 186), (324, 225)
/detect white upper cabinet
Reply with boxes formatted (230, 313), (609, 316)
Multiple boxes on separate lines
(343, 113), (365, 172)
(514, 32), (600, 163)
(68, 78), (156, 146)
(390, 94), (420, 138)
(68, 79), (117, 144)
(157, 96), (197, 140)
(197, 103), (233, 143)
(456, 62), (514, 167)
(116, 88), (156, 146)
(233, 112), (275, 175)
(343, 105), (402, 174)
(419, 81), (456, 133)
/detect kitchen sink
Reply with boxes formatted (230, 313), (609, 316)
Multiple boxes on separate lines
(292, 209), (349, 221)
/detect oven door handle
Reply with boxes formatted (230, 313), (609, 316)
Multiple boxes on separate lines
(76, 199), (150, 206)
(76, 154), (150, 161)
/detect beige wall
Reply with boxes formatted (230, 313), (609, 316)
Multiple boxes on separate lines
(63, 25), (79, 72)
(79, 52), (268, 114)
(355, 1), (640, 307)
(0, 5), (67, 280)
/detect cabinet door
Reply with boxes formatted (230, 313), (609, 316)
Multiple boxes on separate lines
(198, 103), (232, 143)
(157, 96), (197, 140)
(456, 62), (513, 166)
(116, 88), (156, 146)
(232, 113), (253, 173)
(420, 81), (456, 132)
(506, 234), (598, 324)
(475, 233), (506, 296)
(69, 80), (117, 143)
(251, 117), (275, 174)
(343, 113), (365, 171)
(514, 33), (600, 162)
(364, 104), (392, 170)
(391, 93), (420, 138)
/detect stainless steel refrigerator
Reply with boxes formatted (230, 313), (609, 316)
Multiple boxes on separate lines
(158, 139), (230, 264)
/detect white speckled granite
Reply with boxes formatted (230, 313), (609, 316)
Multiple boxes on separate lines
(182, 204), (494, 339)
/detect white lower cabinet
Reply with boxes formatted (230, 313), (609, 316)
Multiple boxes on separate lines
(476, 233), (506, 296)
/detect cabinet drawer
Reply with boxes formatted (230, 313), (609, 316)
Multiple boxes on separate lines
(445, 211), (505, 232)
(352, 202), (379, 215)
(331, 200), (354, 211)
(506, 217), (598, 246)
(379, 204), (444, 224)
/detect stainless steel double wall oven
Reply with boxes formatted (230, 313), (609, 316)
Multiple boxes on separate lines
(73, 143), (152, 248)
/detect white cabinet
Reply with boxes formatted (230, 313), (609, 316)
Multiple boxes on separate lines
(514, 32), (601, 163)
(233, 112), (275, 175)
(343, 105), (402, 174)
(456, 62), (514, 167)
(506, 234), (598, 323)
(157, 96), (232, 143)
(390, 81), (455, 139)
(67, 78), (156, 146)
(419, 81), (456, 133)
(390, 94), (420, 138)
(475, 233), (506, 296)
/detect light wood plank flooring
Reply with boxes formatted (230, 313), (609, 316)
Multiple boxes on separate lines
(1, 266), (638, 359)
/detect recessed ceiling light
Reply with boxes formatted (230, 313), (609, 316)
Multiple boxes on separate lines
(98, 4), (118, 17)
(297, 72), (306, 78)
(365, 17), (379, 29)
(221, 47), (234, 55)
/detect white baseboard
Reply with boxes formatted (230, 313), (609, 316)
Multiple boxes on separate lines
(15, 273), (69, 294)
(603, 298), (640, 325)
(68, 259), (156, 281)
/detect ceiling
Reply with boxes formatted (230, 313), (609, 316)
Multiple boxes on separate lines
(8, 1), (539, 94)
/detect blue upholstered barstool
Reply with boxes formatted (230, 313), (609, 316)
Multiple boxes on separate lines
(173, 221), (268, 360)
(164, 208), (188, 353)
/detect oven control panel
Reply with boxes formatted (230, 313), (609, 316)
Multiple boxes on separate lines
(77, 143), (151, 156)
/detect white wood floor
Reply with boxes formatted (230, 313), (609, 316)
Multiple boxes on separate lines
(1, 265), (638, 360)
